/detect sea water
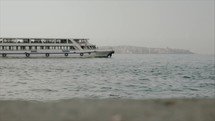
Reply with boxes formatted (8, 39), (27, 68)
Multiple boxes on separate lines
(0, 54), (214, 101)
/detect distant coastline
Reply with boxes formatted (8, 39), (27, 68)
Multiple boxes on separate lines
(100, 46), (193, 54)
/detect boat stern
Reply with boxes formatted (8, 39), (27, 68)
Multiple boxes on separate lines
(95, 50), (115, 58)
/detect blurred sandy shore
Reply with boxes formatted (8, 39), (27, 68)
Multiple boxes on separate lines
(0, 98), (214, 121)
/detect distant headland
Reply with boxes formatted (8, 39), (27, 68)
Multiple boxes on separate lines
(100, 46), (193, 54)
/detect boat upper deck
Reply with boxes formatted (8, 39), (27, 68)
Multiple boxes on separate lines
(0, 38), (92, 45)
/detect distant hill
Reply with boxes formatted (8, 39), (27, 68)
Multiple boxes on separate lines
(99, 46), (193, 54)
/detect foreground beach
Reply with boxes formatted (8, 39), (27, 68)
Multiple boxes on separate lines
(0, 98), (214, 121)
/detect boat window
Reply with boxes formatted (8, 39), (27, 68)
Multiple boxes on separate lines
(74, 39), (80, 43)
(17, 39), (22, 43)
(79, 39), (88, 44)
(3, 39), (16, 43)
(60, 39), (67, 43)
(56, 40), (60, 43)
(30, 39), (34, 43)
(20, 46), (26, 50)
(33, 39), (42, 43)
(12, 46), (15, 50)
(69, 46), (74, 50)
(41, 39), (46, 43)
(23, 39), (30, 43)
(92, 46), (96, 49)
(43, 39), (55, 43)
(45, 46), (50, 49)
(66, 46), (69, 50)
(68, 39), (73, 43)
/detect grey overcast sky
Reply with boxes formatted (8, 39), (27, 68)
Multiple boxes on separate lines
(0, 0), (214, 54)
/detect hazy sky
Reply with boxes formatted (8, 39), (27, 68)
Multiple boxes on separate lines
(0, 0), (214, 54)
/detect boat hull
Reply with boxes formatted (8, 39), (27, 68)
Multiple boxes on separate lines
(0, 50), (114, 58)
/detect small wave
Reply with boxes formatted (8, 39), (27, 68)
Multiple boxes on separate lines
(209, 76), (215, 80)
(125, 85), (137, 88)
(199, 83), (215, 87)
(139, 78), (150, 81)
(16, 82), (27, 84)
(31, 89), (58, 92)
(101, 87), (112, 89)
(183, 76), (191, 78)
(170, 89), (182, 91)
(188, 88), (199, 91)
(109, 94), (120, 98)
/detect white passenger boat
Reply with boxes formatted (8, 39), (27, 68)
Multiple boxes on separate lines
(0, 38), (114, 58)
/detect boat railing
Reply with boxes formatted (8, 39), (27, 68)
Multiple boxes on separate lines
(0, 39), (74, 44)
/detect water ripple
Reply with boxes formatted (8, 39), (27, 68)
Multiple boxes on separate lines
(0, 54), (214, 100)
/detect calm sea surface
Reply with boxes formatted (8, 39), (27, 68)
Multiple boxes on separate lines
(0, 54), (214, 101)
